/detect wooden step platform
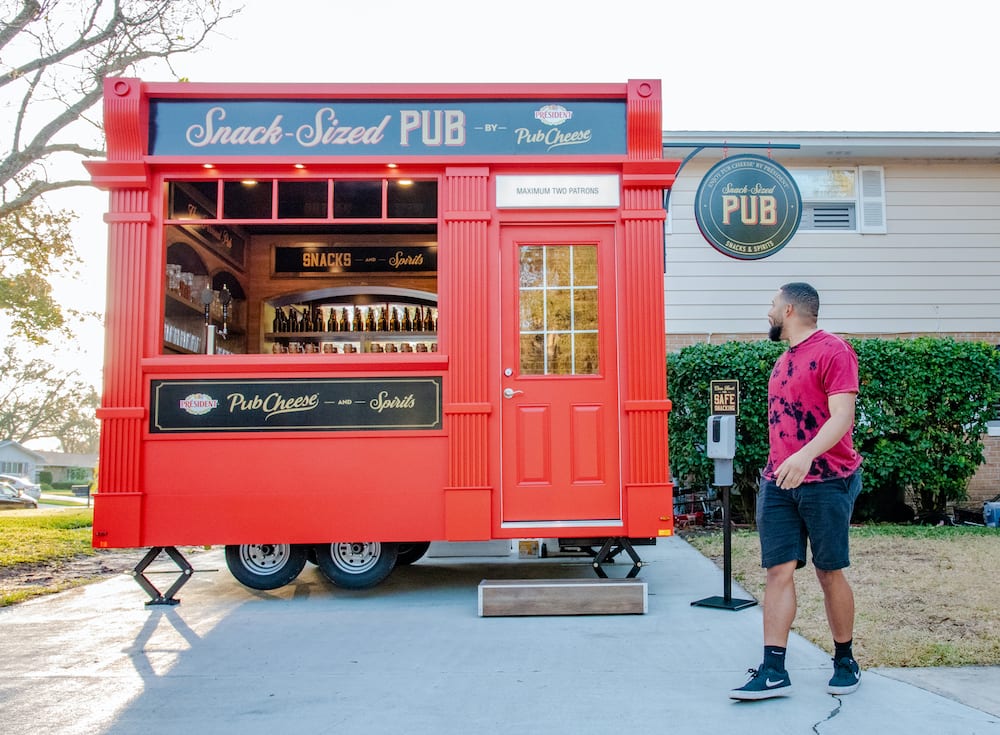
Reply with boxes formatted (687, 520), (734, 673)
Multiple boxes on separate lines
(478, 578), (647, 617)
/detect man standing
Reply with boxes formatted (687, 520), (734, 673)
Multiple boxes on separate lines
(731, 282), (863, 701)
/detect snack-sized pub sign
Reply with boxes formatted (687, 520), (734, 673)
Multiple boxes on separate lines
(695, 154), (802, 260)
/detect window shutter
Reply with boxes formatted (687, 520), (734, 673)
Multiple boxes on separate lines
(859, 166), (887, 234)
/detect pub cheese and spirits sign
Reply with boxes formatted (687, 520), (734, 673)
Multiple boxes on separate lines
(151, 377), (442, 432)
(694, 154), (802, 260)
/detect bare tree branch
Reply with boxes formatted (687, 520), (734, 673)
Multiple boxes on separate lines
(0, 0), (242, 343)
(0, 1), (42, 52)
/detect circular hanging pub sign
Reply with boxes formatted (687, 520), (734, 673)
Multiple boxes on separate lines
(694, 154), (802, 260)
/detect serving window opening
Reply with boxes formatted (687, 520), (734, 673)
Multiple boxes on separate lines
(162, 177), (438, 356)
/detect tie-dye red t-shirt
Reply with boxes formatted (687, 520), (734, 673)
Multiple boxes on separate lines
(763, 330), (862, 482)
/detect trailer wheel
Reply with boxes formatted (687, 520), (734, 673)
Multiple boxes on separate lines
(314, 542), (398, 589)
(225, 544), (308, 590)
(395, 542), (431, 566)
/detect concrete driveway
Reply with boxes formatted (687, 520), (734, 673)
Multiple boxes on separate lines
(1, 538), (998, 734)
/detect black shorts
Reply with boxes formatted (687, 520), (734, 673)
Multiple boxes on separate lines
(756, 469), (862, 571)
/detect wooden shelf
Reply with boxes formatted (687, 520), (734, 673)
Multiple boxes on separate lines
(266, 331), (436, 341)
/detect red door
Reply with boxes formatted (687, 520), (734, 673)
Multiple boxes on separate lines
(500, 225), (621, 522)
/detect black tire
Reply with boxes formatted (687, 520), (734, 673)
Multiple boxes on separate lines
(314, 542), (398, 589)
(395, 541), (431, 566)
(225, 543), (308, 590)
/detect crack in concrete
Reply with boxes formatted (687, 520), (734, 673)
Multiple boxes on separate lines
(813, 696), (843, 733)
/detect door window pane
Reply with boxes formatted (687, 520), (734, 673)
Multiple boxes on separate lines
(518, 244), (599, 375)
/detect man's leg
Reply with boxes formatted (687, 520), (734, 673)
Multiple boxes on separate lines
(764, 560), (798, 646)
(815, 568), (854, 642)
(817, 565), (861, 694)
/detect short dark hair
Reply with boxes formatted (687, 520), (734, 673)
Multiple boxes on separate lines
(780, 282), (819, 320)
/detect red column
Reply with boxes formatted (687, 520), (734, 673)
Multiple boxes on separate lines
(440, 166), (493, 540)
(620, 80), (679, 537)
(84, 78), (151, 547)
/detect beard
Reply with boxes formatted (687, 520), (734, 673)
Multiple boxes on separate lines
(768, 323), (784, 342)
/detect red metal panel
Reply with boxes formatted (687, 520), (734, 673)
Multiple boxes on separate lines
(141, 81), (628, 101)
(516, 406), (551, 484)
(138, 435), (448, 545)
(571, 404), (604, 483)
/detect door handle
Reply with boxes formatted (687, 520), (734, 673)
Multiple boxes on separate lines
(503, 388), (524, 399)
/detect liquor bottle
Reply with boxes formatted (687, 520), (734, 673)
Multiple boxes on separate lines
(402, 306), (412, 332)
(272, 307), (282, 334)
(327, 307), (338, 332)
(377, 305), (388, 332)
(312, 307), (322, 332)
(413, 306), (423, 332)
(338, 307), (349, 331)
(352, 306), (362, 332)
(280, 307), (290, 333)
(389, 306), (400, 332)
(423, 306), (434, 332)
(365, 307), (376, 332)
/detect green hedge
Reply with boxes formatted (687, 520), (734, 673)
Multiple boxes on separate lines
(667, 337), (1000, 523)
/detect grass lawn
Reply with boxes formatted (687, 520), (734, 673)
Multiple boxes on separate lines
(683, 524), (1000, 668)
(0, 508), (97, 605)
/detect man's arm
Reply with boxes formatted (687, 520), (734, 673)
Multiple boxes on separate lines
(774, 392), (857, 489)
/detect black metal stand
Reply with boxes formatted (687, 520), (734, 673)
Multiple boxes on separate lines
(691, 485), (757, 611)
(591, 537), (644, 578)
(131, 546), (194, 606)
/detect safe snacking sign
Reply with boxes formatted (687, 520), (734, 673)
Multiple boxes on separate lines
(694, 154), (802, 260)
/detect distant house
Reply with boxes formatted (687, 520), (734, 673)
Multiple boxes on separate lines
(35, 451), (98, 485)
(660, 131), (1000, 507)
(0, 440), (47, 481)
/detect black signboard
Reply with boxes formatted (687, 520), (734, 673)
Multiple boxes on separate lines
(273, 244), (437, 276)
(151, 377), (442, 433)
(694, 154), (802, 260)
(710, 379), (740, 416)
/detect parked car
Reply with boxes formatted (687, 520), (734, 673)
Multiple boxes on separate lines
(0, 481), (39, 510)
(0, 474), (41, 501)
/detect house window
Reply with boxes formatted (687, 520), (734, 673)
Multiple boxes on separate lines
(791, 167), (885, 234)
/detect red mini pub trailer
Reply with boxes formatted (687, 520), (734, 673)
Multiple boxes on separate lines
(85, 78), (679, 598)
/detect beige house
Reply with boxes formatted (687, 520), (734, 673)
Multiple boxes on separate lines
(661, 131), (1000, 506)
(35, 451), (98, 485)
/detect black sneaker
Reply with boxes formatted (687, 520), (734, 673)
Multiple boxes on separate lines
(827, 656), (861, 695)
(730, 666), (793, 700)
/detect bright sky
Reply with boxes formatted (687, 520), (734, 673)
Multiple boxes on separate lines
(46, 0), (1000, 394)
(170, 0), (997, 132)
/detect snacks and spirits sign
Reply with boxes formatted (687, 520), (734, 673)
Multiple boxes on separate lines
(151, 377), (442, 432)
(273, 244), (437, 276)
(694, 154), (802, 260)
